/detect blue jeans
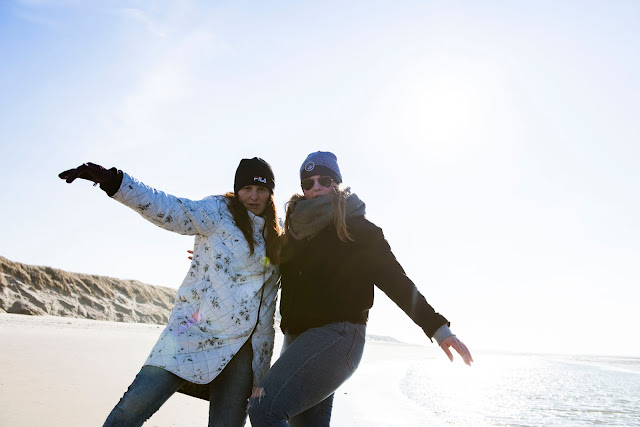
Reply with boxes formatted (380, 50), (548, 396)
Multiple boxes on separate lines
(103, 339), (253, 427)
(248, 321), (366, 427)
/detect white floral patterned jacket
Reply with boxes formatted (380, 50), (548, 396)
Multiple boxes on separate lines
(112, 173), (279, 387)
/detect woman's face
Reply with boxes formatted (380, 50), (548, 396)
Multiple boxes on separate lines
(302, 175), (334, 200)
(237, 185), (270, 215)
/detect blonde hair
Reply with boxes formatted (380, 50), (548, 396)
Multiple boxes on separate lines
(283, 183), (354, 244)
(332, 184), (354, 243)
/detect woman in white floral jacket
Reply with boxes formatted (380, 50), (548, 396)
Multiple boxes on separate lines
(59, 158), (281, 427)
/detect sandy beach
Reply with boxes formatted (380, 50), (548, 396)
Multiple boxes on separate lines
(0, 314), (206, 426)
(0, 256), (447, 426)
(0, 313), (438, 427)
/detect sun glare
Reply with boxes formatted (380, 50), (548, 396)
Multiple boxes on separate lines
(384, 55), (506, 157)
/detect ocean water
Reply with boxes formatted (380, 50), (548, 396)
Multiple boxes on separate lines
(399, 353), (640, 426)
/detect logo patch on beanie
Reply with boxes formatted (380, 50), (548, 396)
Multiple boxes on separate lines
(304, 162), (315, 172)
(254, 176), (267, 183)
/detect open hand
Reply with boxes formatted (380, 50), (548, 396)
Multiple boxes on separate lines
(440, 335), (473, 366)
(59, 162), (111, 185)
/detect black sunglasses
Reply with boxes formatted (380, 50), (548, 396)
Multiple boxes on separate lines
(301, 176), (333, 191)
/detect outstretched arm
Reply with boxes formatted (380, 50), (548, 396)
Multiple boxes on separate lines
(59, 162), (220, 236)
(358, 220), (473, 366)
(361, 222), (449, 339)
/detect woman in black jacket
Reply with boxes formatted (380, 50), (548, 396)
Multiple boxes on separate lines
(248, 151), (473, 426)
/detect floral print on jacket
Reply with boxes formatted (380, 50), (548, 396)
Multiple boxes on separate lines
(113, 173), (279, 386)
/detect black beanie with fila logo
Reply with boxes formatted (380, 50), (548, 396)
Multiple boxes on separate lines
(233, 157), (275, 194)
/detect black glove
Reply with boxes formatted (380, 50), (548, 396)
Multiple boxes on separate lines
(59, 162), (112, 184)
(58, 162), (123, 196)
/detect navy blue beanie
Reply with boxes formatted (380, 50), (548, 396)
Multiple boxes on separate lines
(299, 151), (342, 183)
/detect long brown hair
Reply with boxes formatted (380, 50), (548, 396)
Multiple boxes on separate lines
(283, 183), (354, 244)
(225, 192), (282, 265)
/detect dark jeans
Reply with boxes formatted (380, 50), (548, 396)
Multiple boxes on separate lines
(103, 339), (253, 427)
(248, 321), (366, 427)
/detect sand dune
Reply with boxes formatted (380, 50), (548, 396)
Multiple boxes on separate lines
(0, 256), (175, 324)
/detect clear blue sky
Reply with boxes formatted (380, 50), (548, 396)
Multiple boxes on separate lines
(1, 0), (639, 356)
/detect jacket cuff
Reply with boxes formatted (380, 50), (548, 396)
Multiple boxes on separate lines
(99, 168), (124, 197)
(432, 324), (453, 345)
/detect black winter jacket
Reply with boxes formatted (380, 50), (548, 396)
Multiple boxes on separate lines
(279, 215), (449, 339)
